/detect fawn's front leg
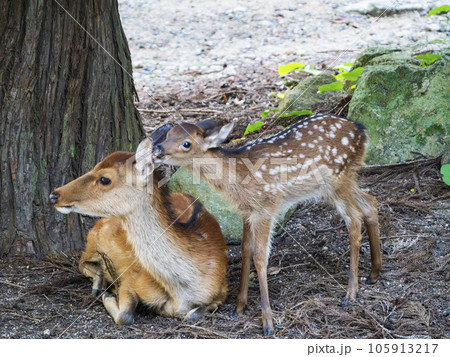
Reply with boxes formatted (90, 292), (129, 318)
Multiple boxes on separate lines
(251, 216), (274, 336)
(235, 218), (253, 315)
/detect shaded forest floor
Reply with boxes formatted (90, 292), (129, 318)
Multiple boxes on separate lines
(1, 69), (449, 338)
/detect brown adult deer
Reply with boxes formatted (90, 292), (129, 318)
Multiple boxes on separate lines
(152, 114), (382, 336)
(50, 135), (228, 325)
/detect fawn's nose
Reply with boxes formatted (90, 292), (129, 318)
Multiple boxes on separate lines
(49, 192), (60, 205)
(153, 144), (164, 159)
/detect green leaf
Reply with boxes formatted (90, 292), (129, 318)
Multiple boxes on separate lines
(416, 53), (442, 67)
(261, 109), (279, 118)
(428, 5), (450, 16)
(318, 82), (343, 93)
(333, 63), (353, 72)
(277, 92), (285, 99)
(301, 65), (322, 76)
(278, 110), (314, 118)
(278, 62), (305, 77)
(342, 67), (364, 81)
(334, 72), (346, 82)
(441, 164), (450, 186)
(244, 121), (265, 136)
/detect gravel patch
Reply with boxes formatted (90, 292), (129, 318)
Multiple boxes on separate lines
(118, 0), (448, 91)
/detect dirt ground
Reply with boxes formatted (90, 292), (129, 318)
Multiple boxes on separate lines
(1, 0), (449, 339)
(1, 69), (449, 338)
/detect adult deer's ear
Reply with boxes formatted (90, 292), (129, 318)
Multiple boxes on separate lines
(203, 122), (234, 150)
(135, 137), (154, 177)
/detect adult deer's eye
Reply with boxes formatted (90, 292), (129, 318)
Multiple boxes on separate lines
(182, 141), (191, 149)
(99, 177), (111, 185)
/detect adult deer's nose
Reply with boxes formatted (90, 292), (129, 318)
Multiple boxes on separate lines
(49, 192), (59, 204)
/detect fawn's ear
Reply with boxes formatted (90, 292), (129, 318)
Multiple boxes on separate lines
(202, 122), (234, 150)
(149, 123), (173, 145)
(135, 137), (154, 176)
(197, 120), (219, 136)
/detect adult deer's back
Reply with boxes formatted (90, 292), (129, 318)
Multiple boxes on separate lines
(153, 114), (382, 335)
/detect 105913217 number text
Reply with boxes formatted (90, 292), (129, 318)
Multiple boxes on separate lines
(368, 343), (439, 354)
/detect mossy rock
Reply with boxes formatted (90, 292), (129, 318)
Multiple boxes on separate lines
(277, 73), (347, 117)
(348, 43), (450, 164)
(168, 167), (296, 244)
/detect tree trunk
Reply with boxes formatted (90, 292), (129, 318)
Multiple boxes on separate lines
(0, 0), (144, 257)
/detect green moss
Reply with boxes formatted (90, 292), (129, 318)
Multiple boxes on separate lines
(348, 44), (450, 164)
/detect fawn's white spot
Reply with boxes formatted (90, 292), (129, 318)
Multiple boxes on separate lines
(341, 137), (349, 146)
(308, 143), (315, 148)
(332, 148), (337, 156)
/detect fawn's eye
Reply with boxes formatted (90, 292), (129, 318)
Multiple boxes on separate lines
(99, 177), (111, 185)
(182, 141), (191, 149)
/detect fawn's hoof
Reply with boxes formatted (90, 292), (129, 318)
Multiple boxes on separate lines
(263, 326), (274, 337)
(342, 296), (350, 308)
(365, 277), (377, 285)
(232, 306), (245, 318)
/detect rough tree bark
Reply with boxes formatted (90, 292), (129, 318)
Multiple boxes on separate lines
(0, 0), (144, 257)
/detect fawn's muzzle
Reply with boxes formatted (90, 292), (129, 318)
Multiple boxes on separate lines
(152, 144), (165, 159)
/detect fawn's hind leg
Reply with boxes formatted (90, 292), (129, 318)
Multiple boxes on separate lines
(334, 194), (363, 306)
(354, 189), (382, 284)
